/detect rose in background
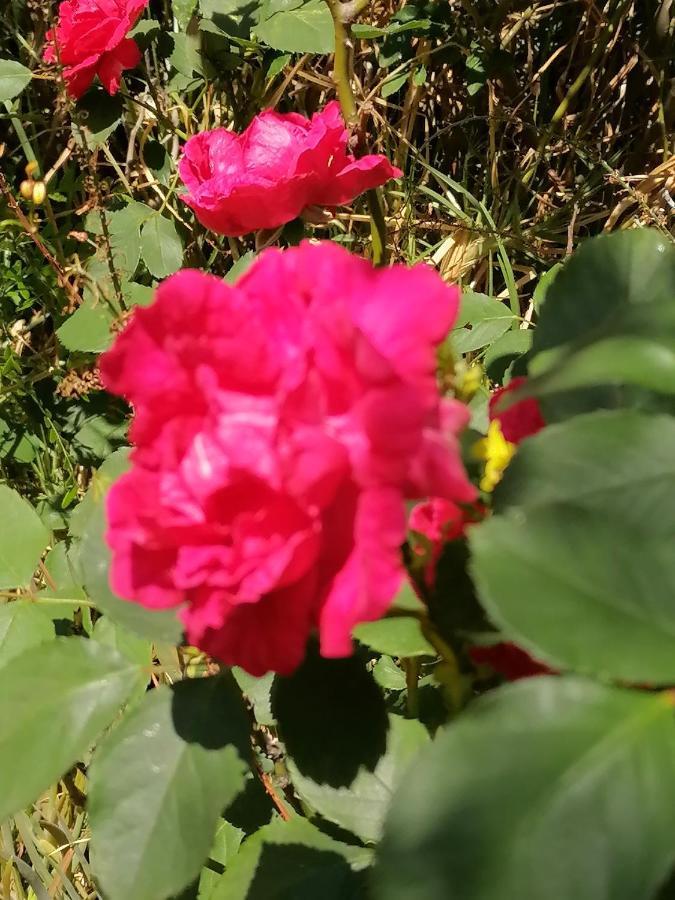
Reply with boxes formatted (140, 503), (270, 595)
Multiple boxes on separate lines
(488, 375), (546, 444)
(410, 380), (550, 681)
(99, 242), (475, 675)
(474, 375), (547, 492)
(178, 101), (402, 237)
(44, 0), (148, 99)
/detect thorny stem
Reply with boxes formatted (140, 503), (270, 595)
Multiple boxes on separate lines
(325, 0), (388, 265)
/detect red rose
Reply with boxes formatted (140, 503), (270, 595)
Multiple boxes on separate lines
(178, 101), (403, 237)
(409, 497), (486, 586)
(469, 642), (553, 681)
(99, 242), (476, 676)
(488, 376), (546, 445)
(44, 0), (147, 100)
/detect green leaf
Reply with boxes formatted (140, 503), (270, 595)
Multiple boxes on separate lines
(376, 677), (675, 900)
(266, 52), (291, 79)
(529, 229), (675, 396)
(532, 261), (562, 310)
(92, 616), (153, 666)
(0, 602), (55, 667)
(69, 449), (130, 539)
(225, 250), (257, 284)
(124, 282), (155, 307)
(198, 819), (244, 899)
(0, 637), (144, 821)
(465, 50), (487, 95)
(256, 0), (334, 53)
(211, 816), (371, 900)
(471, 506), (675, 683)
(373, 656), (407, 691)
(73, 89), (124, 146)
(353, 617), (433, 657)
(451, 291), (516, 355)
(105, 203), (154, 279)
(0, 59), (32, 101)
(273, 646), (388, 787)
(37, 542), (87, 619)
(171, 32), (205, 77)
(174, 0), (199, 28)
(530, 335), (675, 395)
(89, 675), (250, 900)
(232, 668), (275, 726)
(0, 484), (50, 589)
(469, 410), (675, 683)
(381, 71), (408, 97)
(493, 409), (675, 531)
(483, 328), (532, 374)
(289, 715), (429, 844)
(57, 299), (116, 353)
(141, 214), (184, 279)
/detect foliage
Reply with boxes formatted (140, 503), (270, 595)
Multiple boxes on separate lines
(0, 0), (674, 898)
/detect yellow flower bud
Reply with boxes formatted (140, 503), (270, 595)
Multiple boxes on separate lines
(31, 181), (47, 205)
(20, 180), (34, 200)
(25, 160), (39, 177)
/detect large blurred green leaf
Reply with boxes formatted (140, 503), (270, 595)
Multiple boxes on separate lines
(529, 229), (675, 396)
(471, 506), (675, 683)
(493, 409), (675, 528)
(89, 675), (250, 900)
(376, 677), (675, 900)
(0, 638), (144, 821)
(211, 816), (371, 900)
(0, 484), (50, 589)
(0, 59), (32, 101)
(256, 0), (334, 53)
(289, 714), (429, 844)
(0, 602), (55, 667)
(469, 410), (675, 682)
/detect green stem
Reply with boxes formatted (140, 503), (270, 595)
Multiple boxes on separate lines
(403, 657), (420, 718)
(324, 0), (388, 264)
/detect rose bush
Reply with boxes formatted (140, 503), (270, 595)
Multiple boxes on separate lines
(178, 101), (403, 236)
(99, 241), (475, 675)
(44, 0), (148, 99)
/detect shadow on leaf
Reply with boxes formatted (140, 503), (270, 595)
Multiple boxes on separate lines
(171, 672), (251, 754)
(272, 644), (388, 787)
(245, 843), (367, 900)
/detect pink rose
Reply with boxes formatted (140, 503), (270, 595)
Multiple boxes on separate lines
(178, 102), (403, 237)
(488, 376), (546, 445)
(99, 242), (475, 676)
(409, 497), (485, 587)
(44, 0), (148, 99)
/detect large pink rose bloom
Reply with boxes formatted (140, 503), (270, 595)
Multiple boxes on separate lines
(99, 242), (475, 675)
(44, 0), (148, 99)
(178, 102), (403, 237)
